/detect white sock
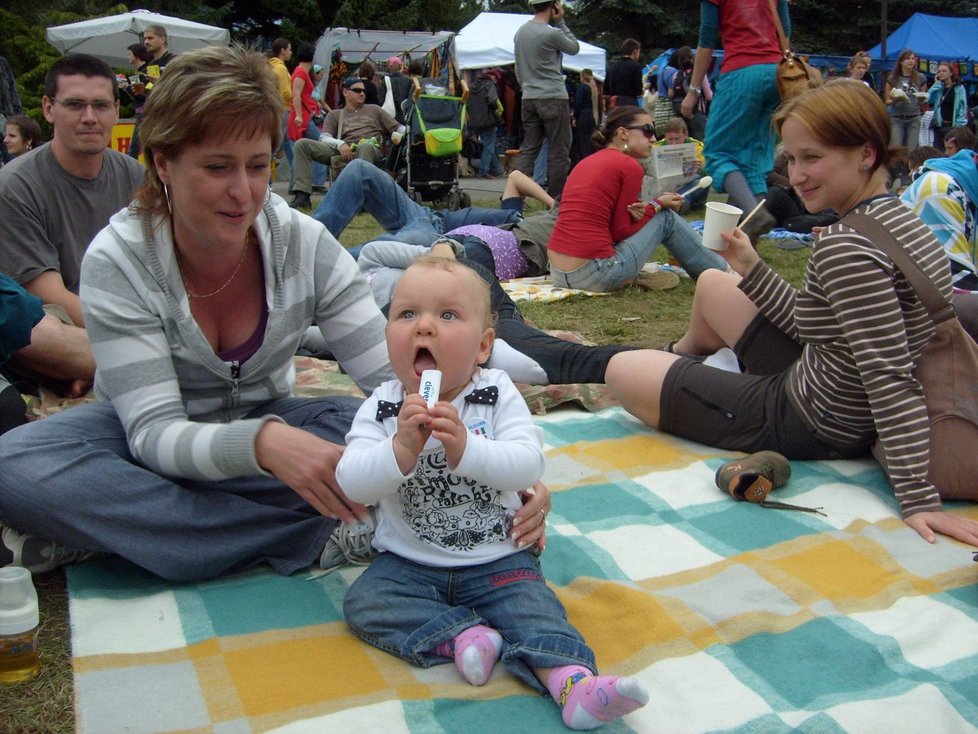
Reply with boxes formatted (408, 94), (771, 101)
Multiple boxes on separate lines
(485, 339), (549, 385)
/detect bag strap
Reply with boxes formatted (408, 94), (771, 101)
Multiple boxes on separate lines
(767, 0), (791, 55)
(842, 211), (956, 325)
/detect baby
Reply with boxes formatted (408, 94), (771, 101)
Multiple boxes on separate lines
(336, 255), (648, 730)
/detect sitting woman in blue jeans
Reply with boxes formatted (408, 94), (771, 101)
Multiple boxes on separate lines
(547, 106), (726, 293)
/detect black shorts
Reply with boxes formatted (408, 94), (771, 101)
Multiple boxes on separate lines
(659, 315), (870, 460)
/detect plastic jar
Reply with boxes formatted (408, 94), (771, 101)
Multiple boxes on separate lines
(0, 566), (41, 684)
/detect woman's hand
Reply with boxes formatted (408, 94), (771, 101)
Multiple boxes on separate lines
(658, 192), (685, 211)
(680, 90), (697, 118)
(255, 421), (369, 523)
(511, 482), (552, 551)
(627, 201), (646, 222)
(904, 511), (978, 547)
(719, 228), (761, 276)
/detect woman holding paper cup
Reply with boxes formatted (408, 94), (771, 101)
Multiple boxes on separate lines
(606, 79), (978, 548)
(546, 106), (727, 293)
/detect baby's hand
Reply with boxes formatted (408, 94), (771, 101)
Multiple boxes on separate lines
(428, 401), (467, 468)
(393, 394), (431, 469)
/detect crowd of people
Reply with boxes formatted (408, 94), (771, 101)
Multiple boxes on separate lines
(1, 3), (978, 727)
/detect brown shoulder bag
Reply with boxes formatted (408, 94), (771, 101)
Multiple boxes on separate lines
(769, 0), (821, 101)
(844, 212), (978, 501)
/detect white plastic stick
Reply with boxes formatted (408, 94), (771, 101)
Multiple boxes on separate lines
(420, 369), (441, 408)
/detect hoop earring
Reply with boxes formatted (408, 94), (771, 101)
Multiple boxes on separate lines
(163, 183), (172, 216)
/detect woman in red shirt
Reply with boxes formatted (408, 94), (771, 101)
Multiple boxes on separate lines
(547, 106), (725, 292)
(288, 42), (319, 142)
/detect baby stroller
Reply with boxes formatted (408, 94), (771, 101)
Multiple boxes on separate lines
(397, 78), (472, 211)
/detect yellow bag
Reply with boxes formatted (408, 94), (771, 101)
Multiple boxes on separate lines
(423, 128), (463, 157)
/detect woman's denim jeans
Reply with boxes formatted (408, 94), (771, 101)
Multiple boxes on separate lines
(549, 210), (726, 292)
(0, 397), (362, 581)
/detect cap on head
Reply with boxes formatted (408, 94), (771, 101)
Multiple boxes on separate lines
(343, 77), (363, 89)
(312, 64), (323, 74)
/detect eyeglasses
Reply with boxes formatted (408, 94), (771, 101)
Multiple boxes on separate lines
(50, 97), (117, 114)
(347, 87), (366, 94)
(624, 123), (656, 140)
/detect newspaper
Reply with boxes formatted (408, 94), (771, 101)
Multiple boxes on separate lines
(641, 143), (699, 201)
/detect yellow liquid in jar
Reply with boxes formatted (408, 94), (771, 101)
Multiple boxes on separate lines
(0, 629), (40, 684)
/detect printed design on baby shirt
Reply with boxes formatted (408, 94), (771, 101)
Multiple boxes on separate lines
(398, 448), (512, 551)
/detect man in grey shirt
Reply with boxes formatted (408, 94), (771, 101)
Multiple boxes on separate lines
(0, 54), (143, 394)
(513, 0), (579, 197)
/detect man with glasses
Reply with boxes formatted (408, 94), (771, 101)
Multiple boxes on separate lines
(0, 54), (143, 395)
(290, 77), (404, 209)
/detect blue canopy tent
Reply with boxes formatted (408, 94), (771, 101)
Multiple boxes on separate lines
(867, 13), (978, 80)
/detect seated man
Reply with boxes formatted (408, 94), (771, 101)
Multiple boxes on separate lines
(0, 54), (143, 393)
(1, 274), (95, 433)
(901, 148), (978, 292)
(290, 78), (405, 209)
(651, 117), (708, 213)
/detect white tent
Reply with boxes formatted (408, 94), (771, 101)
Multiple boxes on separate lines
(46, 10), (229, 69)
(314, 27), (456, 69)
(455, 12), (606, 80)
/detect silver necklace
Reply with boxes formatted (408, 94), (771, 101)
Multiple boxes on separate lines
(178, 233), (252, 299)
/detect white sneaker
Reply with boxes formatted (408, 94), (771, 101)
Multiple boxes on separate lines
(1, 525), (101, 575)
(313, 511), (378, 578)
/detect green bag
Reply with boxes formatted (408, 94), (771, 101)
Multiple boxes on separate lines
(414, 94), (467, 157)
(423, 128), (463, 156)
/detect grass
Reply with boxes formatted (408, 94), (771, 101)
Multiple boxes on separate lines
(1, 196), (811, 733)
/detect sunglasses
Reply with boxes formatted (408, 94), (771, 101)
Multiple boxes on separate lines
(347, 87), (366, 94)
(624, 123), (656, 140)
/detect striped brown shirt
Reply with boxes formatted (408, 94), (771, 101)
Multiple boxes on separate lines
(740, 197), (951, 516)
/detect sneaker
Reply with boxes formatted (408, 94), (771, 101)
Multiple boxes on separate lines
(1, 525), (100, 575)
(715, 451), (791, 503)
(317, 511), (378, 576)
(631, 270), (680, 291)
(289, 191), (312, 210)
(740, 207), (777, 248)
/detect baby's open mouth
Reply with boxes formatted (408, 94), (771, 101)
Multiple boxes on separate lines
(413, 348), (437, 376)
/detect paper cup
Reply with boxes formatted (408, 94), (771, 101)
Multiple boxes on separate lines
(701, 202), (743, 250)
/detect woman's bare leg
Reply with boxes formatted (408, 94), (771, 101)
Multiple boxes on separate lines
(672, 270), (759, 355)
(502, 170), (554, 209)
(605, 270), (759, 428)
(605, 350), (680, 428)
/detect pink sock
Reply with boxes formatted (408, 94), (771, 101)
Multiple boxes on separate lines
(452, 624), (503, 686)
(546, 665), (649, 730)
(432, 639), (454, 659)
